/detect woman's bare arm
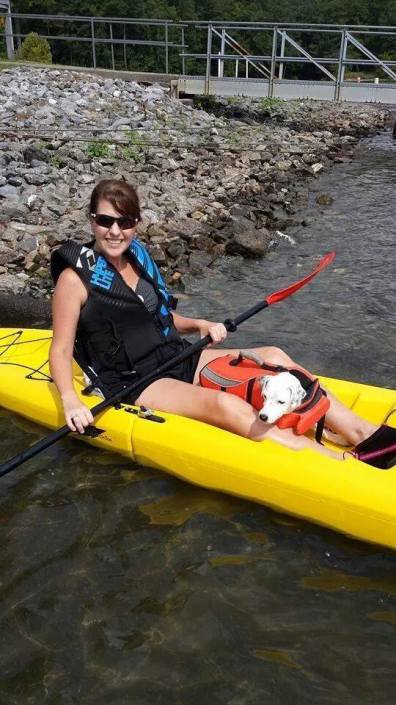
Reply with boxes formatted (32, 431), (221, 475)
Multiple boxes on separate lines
(172, 312), (227, 344)
(49, 268), (93, 433)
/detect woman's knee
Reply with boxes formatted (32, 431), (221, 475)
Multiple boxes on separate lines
(261, 346), (294, 367)
(207, 390), (255, 436)
(209, 390), (235, 421)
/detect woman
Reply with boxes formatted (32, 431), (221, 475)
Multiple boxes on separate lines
(49, 179), (395, 467)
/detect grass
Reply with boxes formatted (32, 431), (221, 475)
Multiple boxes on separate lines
(83, 141), (111, 159)
(259, 97), (283, 111)
(120, 130), (144, 162)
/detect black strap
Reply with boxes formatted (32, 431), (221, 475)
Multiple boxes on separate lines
(168, 295), (178, 311)
(246, 377), (256, 405)
(315, 415), (326, 444)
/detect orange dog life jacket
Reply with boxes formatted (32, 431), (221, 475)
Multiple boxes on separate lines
(199, 352), (330, 437)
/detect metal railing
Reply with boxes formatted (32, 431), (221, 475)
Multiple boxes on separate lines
(0, 0), (14, 58)
(1, 14), (395, 101)
(0, 13), (188, 73)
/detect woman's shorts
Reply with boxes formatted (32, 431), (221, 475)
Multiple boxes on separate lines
(125, 339), (202, 404)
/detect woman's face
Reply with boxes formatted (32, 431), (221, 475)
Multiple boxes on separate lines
(90, 198), (138, 259)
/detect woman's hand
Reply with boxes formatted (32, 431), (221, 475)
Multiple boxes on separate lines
(61, 391), (94, 434)
(197, 319), (228, 345)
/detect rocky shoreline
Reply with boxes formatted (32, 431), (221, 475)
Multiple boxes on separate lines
(0, 66), (390, 309)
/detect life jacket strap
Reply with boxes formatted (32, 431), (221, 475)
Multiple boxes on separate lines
(354, 442), (396, 463)
(315, 414), (326, 444)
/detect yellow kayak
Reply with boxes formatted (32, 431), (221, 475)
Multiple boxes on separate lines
(1, 327), (395, 549)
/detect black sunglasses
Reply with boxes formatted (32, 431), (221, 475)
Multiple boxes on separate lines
(91, 213), (138, 230)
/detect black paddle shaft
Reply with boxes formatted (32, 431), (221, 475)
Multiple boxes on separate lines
(0, 303), (269, 478)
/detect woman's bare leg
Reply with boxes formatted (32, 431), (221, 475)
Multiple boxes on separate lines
(136, 378), (342, 459)
(322, 391), (377, 446)
(194, 345), (379, 446)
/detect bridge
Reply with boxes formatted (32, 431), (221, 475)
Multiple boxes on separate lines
(0, 13), (395, 104)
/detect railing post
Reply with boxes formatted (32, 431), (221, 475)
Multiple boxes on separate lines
(123, 23), (127, 69)
(181, 26), (186, 75)
(218, 28), (225, 78)
(165, 22), (169, 74)
(278, 30), (286, 79)
(335, 29), (347, 101)
(3, 3), (14, 60)
(269, 25), (278, 97)
(110, 22), (115, 70)
(205, 22), (212, 95)
(90, 17), (96, 69)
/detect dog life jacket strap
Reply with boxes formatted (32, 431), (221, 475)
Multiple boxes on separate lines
(199, 353), (330, 437)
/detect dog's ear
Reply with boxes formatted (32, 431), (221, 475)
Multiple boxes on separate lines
(289, 384), (306, 407)
(261, 375), (273, 393)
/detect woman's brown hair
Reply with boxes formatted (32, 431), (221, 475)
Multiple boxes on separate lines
(90, 179), (141, 222)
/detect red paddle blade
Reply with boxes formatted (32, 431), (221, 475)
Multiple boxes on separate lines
(265, 251), (336, 305)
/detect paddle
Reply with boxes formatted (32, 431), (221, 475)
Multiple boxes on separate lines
(0, 251), (335, 478)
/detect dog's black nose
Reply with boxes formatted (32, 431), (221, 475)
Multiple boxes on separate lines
(259, 413), (268, 422)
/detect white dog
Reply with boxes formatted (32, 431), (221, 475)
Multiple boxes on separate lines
(258, 371), (306, 423)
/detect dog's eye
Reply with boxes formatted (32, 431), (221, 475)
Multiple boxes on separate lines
(278, 401), (286, 405)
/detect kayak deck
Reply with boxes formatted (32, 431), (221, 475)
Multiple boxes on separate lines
(1, 327), (396, 549)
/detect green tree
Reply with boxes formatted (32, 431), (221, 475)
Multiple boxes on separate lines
(16, 31), (52, 62)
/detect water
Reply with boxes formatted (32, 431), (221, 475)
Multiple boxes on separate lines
(1, 129), (396, 704)
(182, 129), (396, 389)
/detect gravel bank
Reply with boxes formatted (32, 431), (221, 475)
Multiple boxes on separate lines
(0, 66), (389, 308)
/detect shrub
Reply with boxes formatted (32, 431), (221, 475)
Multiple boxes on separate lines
(83, 142), (111, 159)
(16, 32), (52, 64)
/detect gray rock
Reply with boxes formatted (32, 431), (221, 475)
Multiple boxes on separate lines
(188, 251), (214, 272)
(226, 228), (271, 258)
(0, 202), (28, 220)
(7, 177), (23, 187)
(316, 193), (334, 206)
(19, 236), (38, 254)
(0, 272), (27, 295)
(166, 238), (186, 259)
(0, 184), (20, 199)
(147, 243), (167, 265)
(0, 244), (15, 266)
(24, 172), (51, 186)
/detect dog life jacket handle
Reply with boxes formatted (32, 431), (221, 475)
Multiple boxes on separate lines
(230, 350), (288, 373)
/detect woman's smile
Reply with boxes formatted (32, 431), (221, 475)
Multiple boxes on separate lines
(91, 198), (137, 261)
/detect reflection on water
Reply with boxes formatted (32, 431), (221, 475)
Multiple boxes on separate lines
(1, 129), (396, 704)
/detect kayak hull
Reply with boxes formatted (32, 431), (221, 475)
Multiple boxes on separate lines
(1, 328), (396, 549)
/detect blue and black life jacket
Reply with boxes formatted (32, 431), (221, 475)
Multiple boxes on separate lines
(51, 239), (183, 396)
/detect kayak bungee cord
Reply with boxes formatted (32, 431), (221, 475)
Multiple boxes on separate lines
(0, 252), (335, 478)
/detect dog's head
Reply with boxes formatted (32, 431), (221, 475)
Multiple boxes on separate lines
(258, 371), (306, 424)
